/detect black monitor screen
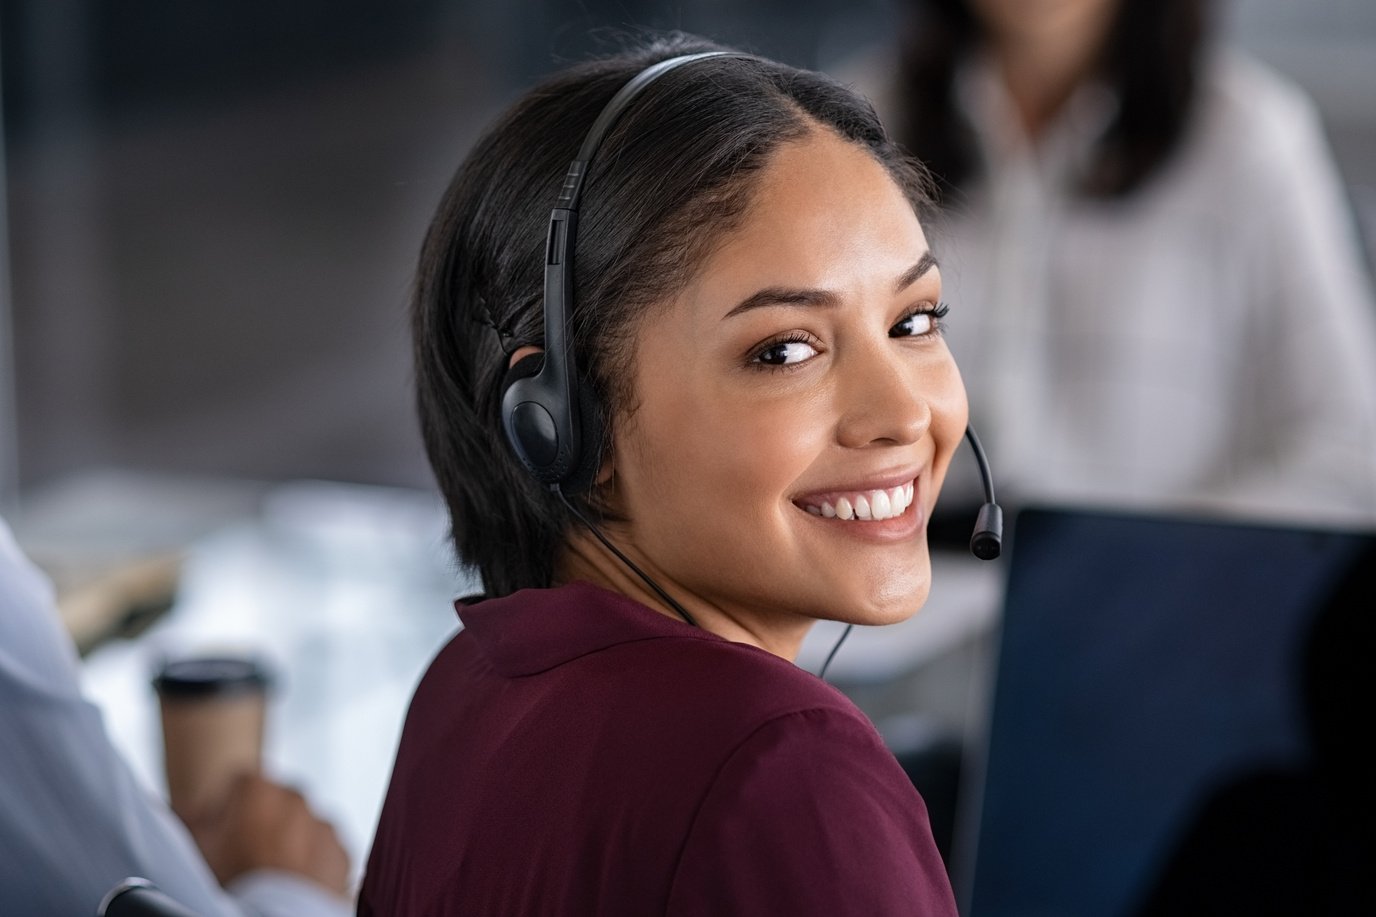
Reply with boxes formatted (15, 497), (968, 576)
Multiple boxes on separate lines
(959, 507), (1374, 917)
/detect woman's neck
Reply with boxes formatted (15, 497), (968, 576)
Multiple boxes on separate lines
(985, 10), (1115, 141)
(557, 528), (814, 661)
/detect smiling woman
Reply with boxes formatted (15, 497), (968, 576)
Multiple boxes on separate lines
(359, 35), (964, 916)
(591, 131), (967, 656)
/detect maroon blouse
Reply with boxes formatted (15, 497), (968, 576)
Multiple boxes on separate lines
(358, 581), (957, 916)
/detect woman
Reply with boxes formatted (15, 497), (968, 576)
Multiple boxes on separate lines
(358, 36), (965, 915)
(870, 0), (1376, 525)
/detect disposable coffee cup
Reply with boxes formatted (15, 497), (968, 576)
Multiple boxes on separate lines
(153, 655), (271, 820)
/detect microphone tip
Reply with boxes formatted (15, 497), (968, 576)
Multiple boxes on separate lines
(969, 502), (1004, 561)
(970, 532), (1001, 560)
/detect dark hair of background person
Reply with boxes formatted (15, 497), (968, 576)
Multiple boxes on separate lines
(412, 34), (934, 596)
(895, 0), (1212, 200)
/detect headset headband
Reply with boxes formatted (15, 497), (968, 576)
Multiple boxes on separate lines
(502, 50), (758, 492)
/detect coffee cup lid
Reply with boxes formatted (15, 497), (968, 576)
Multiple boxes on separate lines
(153, 656), (271, 698)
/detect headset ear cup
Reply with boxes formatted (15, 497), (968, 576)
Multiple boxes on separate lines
(562, 380), (605, 495)
(501, 352), (554, 479)
(501, 352), (599, 492)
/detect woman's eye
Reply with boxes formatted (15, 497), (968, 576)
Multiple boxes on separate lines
(890, 302), (950, 338)
(754, 338), (818, 367)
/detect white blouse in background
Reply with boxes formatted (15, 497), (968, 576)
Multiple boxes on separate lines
(865, 50), (1376, 526)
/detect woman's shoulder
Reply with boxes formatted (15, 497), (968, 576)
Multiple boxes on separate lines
(1138, 49), (1340, 224)
(610, 621), (876, 734)
(1190, 51), (1330, 173)
(430, 581), (878, 745)
(665, 658), (956, 914)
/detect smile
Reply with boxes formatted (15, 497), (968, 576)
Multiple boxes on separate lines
(795, 481), (916, 522)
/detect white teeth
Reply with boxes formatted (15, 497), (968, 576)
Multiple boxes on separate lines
(803, 480), (917, 522)
(888, 485), (906, 516)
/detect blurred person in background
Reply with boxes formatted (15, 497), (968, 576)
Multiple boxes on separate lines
(853, 0), (1376, 528)
(0, 515), (352, 915)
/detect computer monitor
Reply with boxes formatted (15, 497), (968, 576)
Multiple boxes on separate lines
(956, 506), (1374, 917)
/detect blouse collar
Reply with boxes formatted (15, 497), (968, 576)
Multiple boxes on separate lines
(954, 51), (1119, 184)
(457, 580), (719, 677)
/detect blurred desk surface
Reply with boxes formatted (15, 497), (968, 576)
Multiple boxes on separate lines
(15, 471), (1000, 879)
(12, 470), (273, 651)
(18, 472), (471, 881)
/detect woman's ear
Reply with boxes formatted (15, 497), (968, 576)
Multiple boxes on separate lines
(508, 345), (542, 370)
(586, 449), (619, 517)
(502, 345), (545, 397)
(595, 451), (615, 487)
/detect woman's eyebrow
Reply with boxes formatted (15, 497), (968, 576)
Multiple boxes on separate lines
(722, 252), (939, 320)
(893, 251), (938, 294)
(723, 286), (839, 319)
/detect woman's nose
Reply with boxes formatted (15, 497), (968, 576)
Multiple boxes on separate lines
(834, 344), (931, 449)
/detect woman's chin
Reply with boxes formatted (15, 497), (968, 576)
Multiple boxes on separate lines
(831, 576), (933, 627)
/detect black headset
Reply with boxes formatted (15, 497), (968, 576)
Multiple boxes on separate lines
(499, 50), (1002, 563)
(500, 52), (746, 496)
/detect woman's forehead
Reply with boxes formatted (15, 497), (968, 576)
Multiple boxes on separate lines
(673, 133), (933, 319)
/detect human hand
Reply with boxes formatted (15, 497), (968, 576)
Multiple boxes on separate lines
(183, 772), (351, 897)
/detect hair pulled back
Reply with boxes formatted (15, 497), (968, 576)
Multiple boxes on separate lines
(414, 34), (931, 595)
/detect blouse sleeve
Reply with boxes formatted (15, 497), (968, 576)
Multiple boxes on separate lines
(1227, 68), (1376, 522)
(666, 707), (958, 916)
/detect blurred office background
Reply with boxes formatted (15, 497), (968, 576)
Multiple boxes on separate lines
(0, 0), (1372, 889)
(1, 0), (1373, 510)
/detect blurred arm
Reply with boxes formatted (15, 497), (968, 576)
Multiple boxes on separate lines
(0, 515), (350, 917)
